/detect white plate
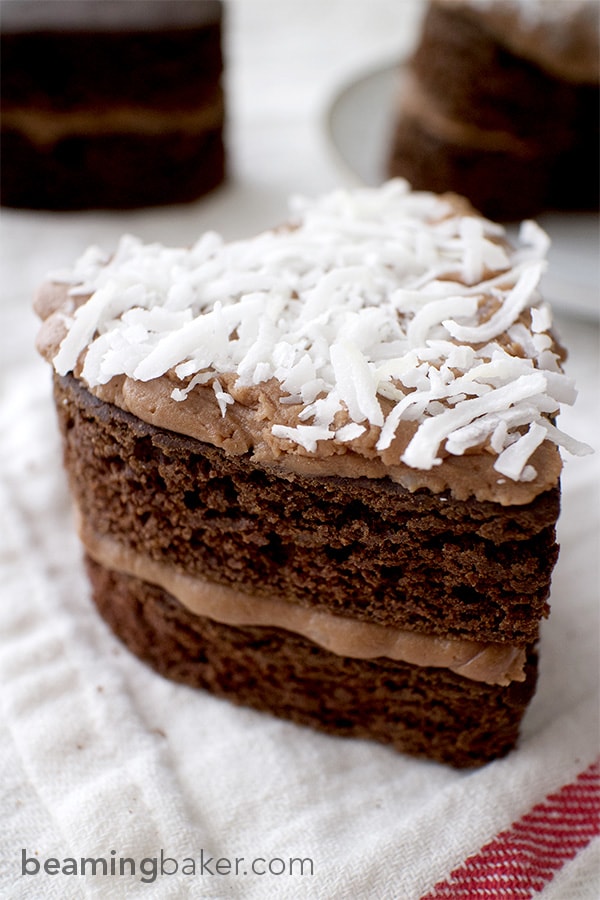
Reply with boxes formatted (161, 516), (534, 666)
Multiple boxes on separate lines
(326, 64), (600, 321)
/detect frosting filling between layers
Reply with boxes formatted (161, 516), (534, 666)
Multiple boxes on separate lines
(1, 96), (224, 148)
(77, 512), (528, 686)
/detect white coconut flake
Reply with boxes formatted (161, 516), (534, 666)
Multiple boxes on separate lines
(401, 372), (548, 469)
(494, 423), (547, 481)
(48, 179), (588, 481)
(171, 370), (213, 402)
(530, 303), (553, 333)
(213, 379), (234, 417)
(460, 217), (485, 284)
(534, 419), (594, 457)
(518, 219), (551, 258)
(407, 294), (479, 347)
(336, 423), (367, 442)
(330, 341), (384, 426)
(271, 424), (335, 452)
(445, 263), (544, 343)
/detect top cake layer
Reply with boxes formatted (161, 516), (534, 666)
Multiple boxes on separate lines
(1, 0), (223, 110)
(437, 0), (600, 82)
(35, 180), (590, 506)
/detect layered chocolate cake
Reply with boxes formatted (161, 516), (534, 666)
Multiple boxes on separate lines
(0, 0), (225, 210)
(35, 180), (590, 767)
(388, 0), (600, 220)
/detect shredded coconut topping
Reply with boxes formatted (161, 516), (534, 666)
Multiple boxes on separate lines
(50, 179), (591, 482)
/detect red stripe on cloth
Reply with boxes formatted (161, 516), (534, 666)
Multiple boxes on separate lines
(422, 759), (600, 899)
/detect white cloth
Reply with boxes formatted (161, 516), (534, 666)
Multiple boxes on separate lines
(1, 3), (598, 898)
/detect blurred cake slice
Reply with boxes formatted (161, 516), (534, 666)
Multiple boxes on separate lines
(388, 0), (600, 220)
(1, 0), (225, 209)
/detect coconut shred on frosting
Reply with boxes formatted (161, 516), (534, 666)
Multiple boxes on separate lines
(36, 180), (591, 503)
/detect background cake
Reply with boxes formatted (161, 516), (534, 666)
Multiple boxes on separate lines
(35, 180), (590, 767)
(388, 0), (600, 220)
(0, 0), (225, 210)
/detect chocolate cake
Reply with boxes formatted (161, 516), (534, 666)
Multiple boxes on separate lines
(0, 0), (225, 210)
(35, 180), (590, 767)
(388, 0), (600, 220)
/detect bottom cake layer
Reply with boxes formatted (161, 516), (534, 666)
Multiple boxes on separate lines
(0, 127), (225, 210)
(85, 556), (538, 768)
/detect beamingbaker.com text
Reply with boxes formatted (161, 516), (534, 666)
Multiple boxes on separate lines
(21, 848), (315, 884)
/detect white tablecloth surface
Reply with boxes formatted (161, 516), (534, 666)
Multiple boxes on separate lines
(1, 2), (598, 898)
